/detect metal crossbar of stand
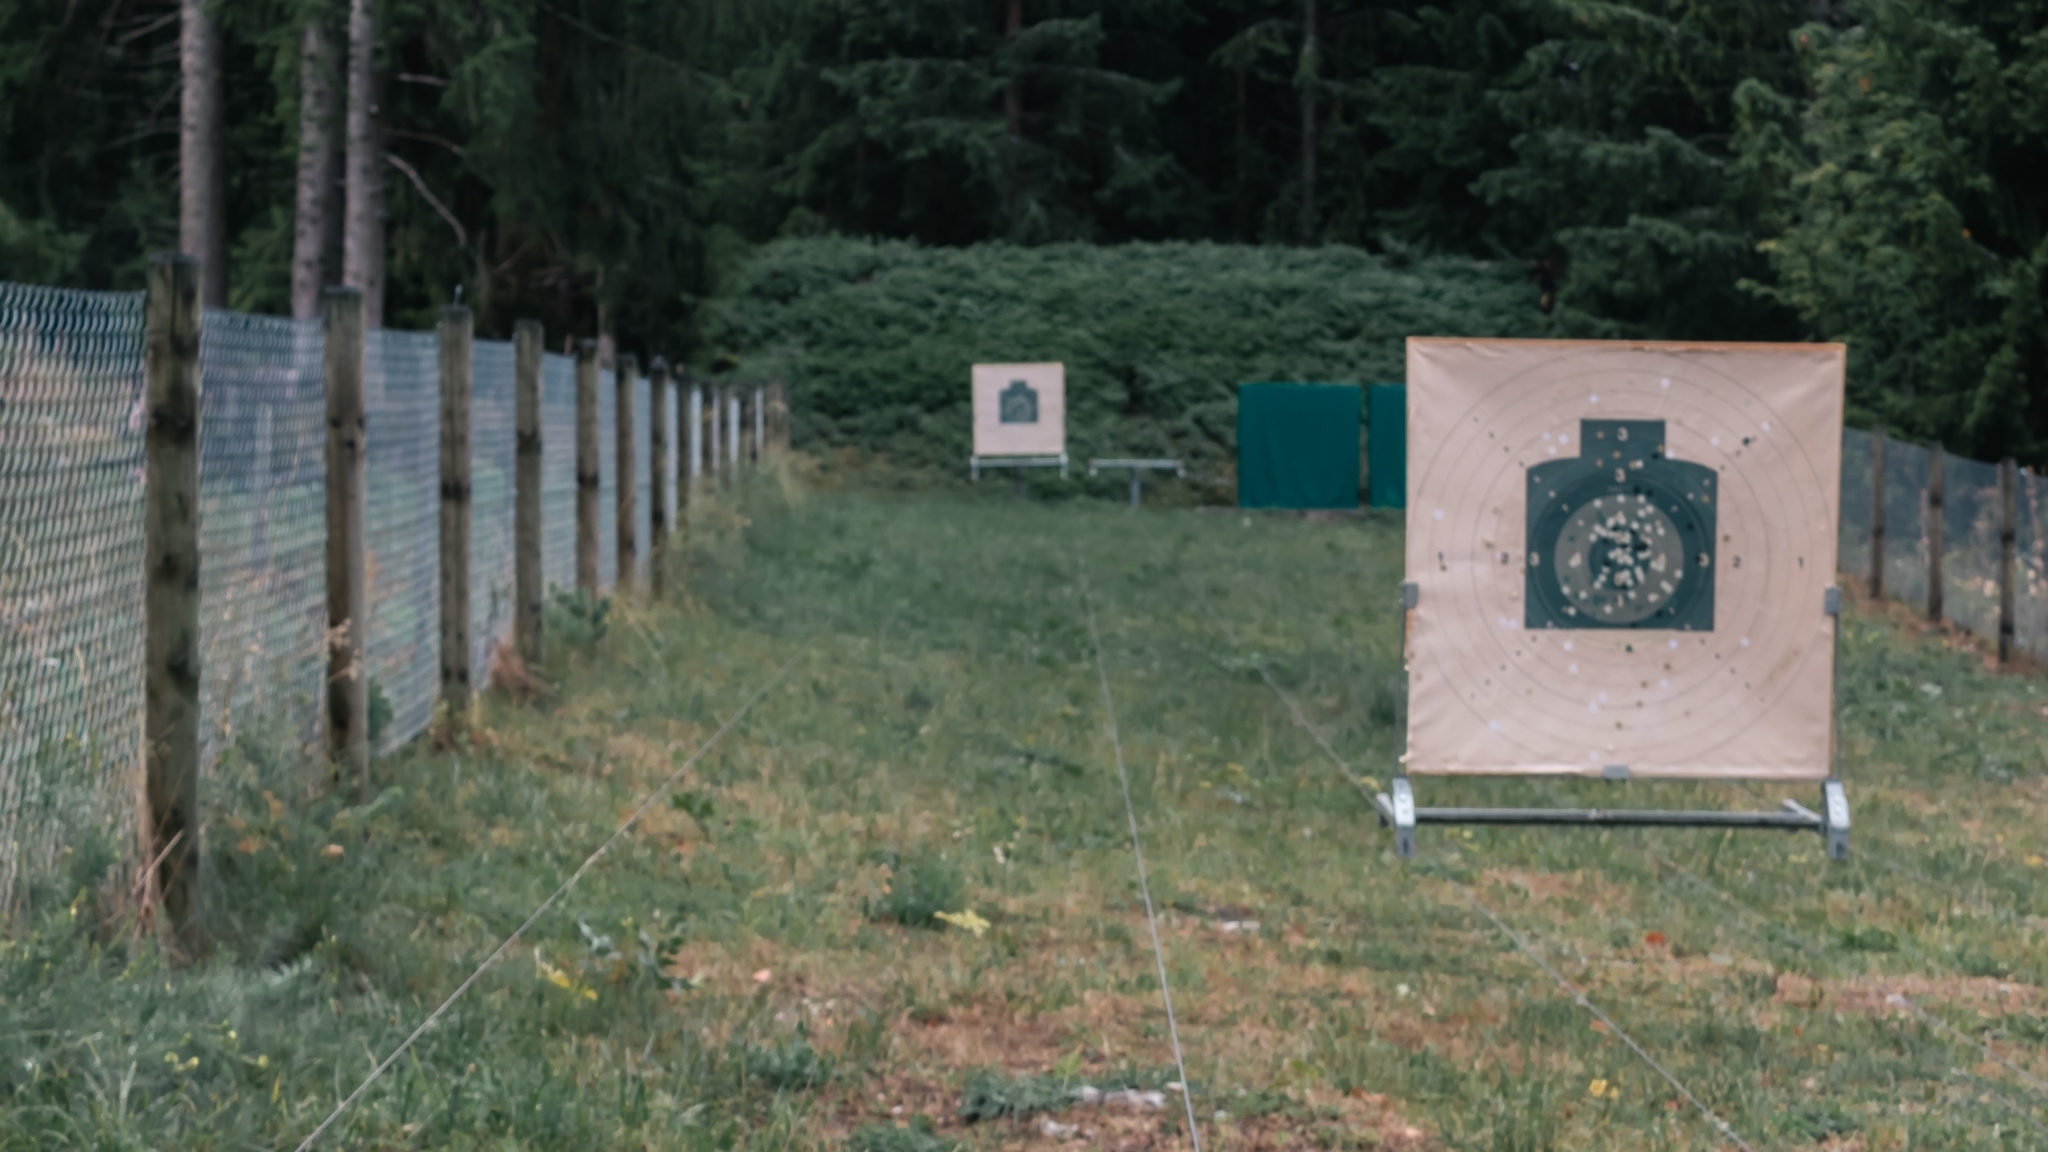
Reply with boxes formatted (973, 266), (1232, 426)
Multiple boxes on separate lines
(1088, 457), (1184, 508)
(1377, 582), (1853, 862)
(970, 453), (1068, 495)
(1372, 779), (1850, 857)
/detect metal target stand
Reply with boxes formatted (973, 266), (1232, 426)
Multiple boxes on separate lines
(1375, 582), (1852, 861)
(971, 453), (1068, 496)
(1088, 457), (1184, 508)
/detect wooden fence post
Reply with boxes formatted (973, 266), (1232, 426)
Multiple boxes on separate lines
(616, 353), (638, 594)
(649, 356), (670, 599)
(514, 319), (544, 667)
(707, 379), (721, 489)
(1999, 456), (2017, 663)
(438, 305), (473, 719)
(686, 369), (703, 510)
(1927, 442), (1944, 625)
(575, 339), (600, 596)
(768, 380), (789, 454)
(1869, 429), (1887, 601)
(143, 252), (202, 936)
(727, 387), (740, 487)
(753, 384), (764, 465)
(323, 286), (369, 801)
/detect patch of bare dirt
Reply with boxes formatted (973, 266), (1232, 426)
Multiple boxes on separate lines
(819, 1077), (1438, 1152)
(1773, 972), (2041, 1017)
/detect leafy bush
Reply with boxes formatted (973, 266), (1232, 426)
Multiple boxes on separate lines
(706, 239), (1543, 496)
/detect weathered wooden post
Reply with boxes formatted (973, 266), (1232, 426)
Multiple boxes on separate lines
(686, 369), (704, 510)
(615, 353), (638, 594)
(768, 380), (789, 454)
(727, 387), (740, 487)
(514, 320), (545, 667)
(143, 253), (202, 936)
(1999, 456), (2017, 663)
(323, 286), (369, 801)
(707, 379), (722, 489)
(1869, 429), (1886, 601)
(437, 305), (473, 718)
(575, 339), (600, 595)
(753, 384), (765, 465)
(1927, 442), (1945, 625)
(648, 356), (670, 599)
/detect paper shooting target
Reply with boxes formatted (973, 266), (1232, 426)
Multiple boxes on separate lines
(1404, 339), (1846, 780)
(972, 362), (1066, 458)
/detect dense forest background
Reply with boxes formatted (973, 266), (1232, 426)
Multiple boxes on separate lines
(1, 0), (2045, 458)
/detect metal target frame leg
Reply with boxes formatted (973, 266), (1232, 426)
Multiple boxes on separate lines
(1823, 778), (1850, 860)
(1088, 458), (1185, 511)
(1378, 776), (1415, 858)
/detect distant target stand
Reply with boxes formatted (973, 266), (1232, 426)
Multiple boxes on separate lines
(1378, 338), (1853, 859)
(970, 363), (1068, 490)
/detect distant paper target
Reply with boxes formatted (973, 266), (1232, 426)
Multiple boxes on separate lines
(1405, 338), (1846, 780)
(972, 362), (1065, 457)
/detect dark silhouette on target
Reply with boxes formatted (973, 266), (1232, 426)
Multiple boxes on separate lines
(1525, 419), (1716, 630)
(998, 380), (1039, 424)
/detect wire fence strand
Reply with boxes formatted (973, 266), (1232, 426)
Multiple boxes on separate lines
(1076, 558), (1204, 1152)
(1249, 656), (1758, 1152)
(290, 637), (816, 1151)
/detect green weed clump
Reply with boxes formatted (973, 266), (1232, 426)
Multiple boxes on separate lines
(846, 1116), (958, 1152)
(741, 1033), (831, 1090)
(955, 1068), (1084, 1120)
(706, 239), (1543, 496)
(866, 851), (964, 930)
(546, 587), (612, 647)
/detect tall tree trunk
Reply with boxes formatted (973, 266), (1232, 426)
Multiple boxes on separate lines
(1002, 0), (1023, 228)
(178, 0), (227, 307)
(1235, 67), (1249, 243)
(323, 120), (346, 294)
(343, 0), (386, 328)
(292, 19), (342, 320)
(1004, 0), (1023, 140)
(1298, 0), (1318, 245)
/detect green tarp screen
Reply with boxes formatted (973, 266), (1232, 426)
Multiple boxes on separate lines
(1236, 383), (1361, 509)
(1367, 383), (1406, 509)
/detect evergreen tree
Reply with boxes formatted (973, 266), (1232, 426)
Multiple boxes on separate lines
(2, 0), (2045, 461)
(1472, 0), (1810, 340)
(1743, 1), (2048, 458)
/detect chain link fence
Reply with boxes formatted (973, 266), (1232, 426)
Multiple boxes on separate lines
(197, 310), (327, 773)
(1839, 428), (2048, 656)
(470, 339), (517, 687)
(634, 373), (652, 587)
(599, 368), (618, 591)
(0, 283), (147, 908)
(364, 330), (442, 754)
(540, 352), (578, 597)
(0, 282), (701, 910)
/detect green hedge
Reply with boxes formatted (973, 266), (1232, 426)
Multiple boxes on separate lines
(705, 239), (1545, 493)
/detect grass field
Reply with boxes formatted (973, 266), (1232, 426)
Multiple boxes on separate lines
(4, 470), (2046, 1151)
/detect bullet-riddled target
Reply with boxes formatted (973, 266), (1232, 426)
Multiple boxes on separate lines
(1404, 338), (1846, 780)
